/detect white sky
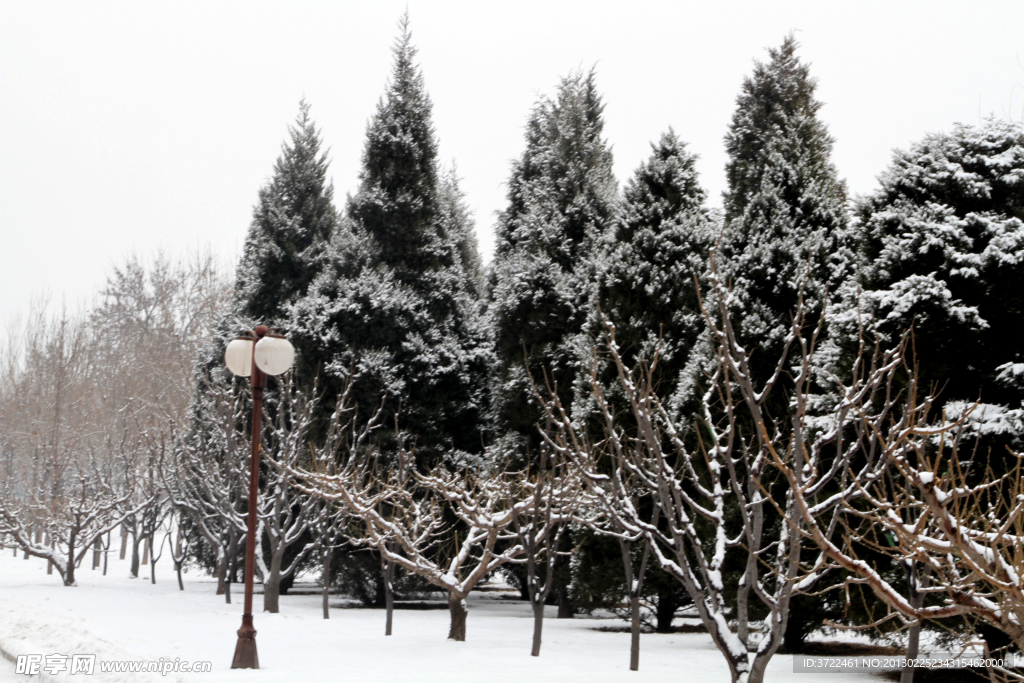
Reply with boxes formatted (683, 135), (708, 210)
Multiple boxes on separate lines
(1, 0), (1022, 326)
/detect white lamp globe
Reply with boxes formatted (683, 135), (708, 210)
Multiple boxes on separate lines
(224, 339), (254, 377)
(254, 336), (295, 376)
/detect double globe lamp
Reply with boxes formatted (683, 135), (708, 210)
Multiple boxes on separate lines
(223, 325), (294, 670)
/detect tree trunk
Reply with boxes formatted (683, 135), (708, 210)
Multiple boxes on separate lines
(119, 525), (128, 560)
(655, 587), (678, 633)
(384, 556), (395, 635)
(264, 551), (283, 614)
(736, 560), (753, 648)
(622, 536), (652, 672)
(225, 530), (239, 604)
(322, 548), (333, 620)
(556, 589), (573, 618)
(527, 542), (543, 656)
(173, 530), (183, 590)
(215, 549), (226, 596)
(103, 532), (110, 576)
(92, 538), (101, 570)
(63, 532), (76, 586)
(150, 553), (157, 584)
(629, 594), (643, 671)
(447, 592), (467, 641)
(142, 536), (149, 565)
(130, 534), (141, 578)
(263, 576), (279, 613)
(900, 564), (928, 683)
(530, 596), (545, 656)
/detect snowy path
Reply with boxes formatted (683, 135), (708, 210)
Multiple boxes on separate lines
(0, 549), (876, 682)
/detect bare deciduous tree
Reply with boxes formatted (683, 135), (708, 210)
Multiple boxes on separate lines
(256, 376), (322, 614)
(776, 393), (1024, 667)
(164, 375), (249, 599)
(545, 266), (913, 683)
(293, 400), (576, 642)
(509, 442), (580, 657)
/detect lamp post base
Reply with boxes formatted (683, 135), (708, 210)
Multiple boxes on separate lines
(230, 616), (259, 669)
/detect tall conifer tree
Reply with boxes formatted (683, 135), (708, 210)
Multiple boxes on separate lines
(186, 101), (336, 600)
(292, 19), (489, 467)
(489, 69), (617, 463)
(589, 130), (714, 412)
(235, 101), (336, 326)
(720, 36), (854, 375)
(439, 166), (486, 300)
(719, 35), (856, 650)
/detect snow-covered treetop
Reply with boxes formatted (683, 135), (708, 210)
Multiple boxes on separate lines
(724, 34), (845, 224)
(348, 14), (449, 275)
(234, 99), (336, 325)
(851, 118), (1024, 427)
(719, 35), (854, 370)
(495, 68), (618, 268)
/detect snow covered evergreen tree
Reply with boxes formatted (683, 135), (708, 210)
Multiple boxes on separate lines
(291, 19), (489, 467)
(570, 132), (714, 632)
(718, 35), (857, 651)
(489, 69), (617, 464)
(183, 102), (337, 595)
(849, 118), (1024, 444)
(720, 35), (855, 378)
(588, 130), (715, 413)
(235, 100), (337, 326)
(439, 165), (486, 300)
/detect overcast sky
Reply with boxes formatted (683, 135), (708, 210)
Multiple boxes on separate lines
(1, 0), (1022, 326)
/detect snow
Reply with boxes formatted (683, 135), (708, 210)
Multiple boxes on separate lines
(944, 401), (1024, 439)
(0, 549), (882, 682)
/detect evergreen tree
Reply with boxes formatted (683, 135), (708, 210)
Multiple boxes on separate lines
(589, 130), (715, 414)
(849, 118), (1024, 444)
(720, 35), (855, 376)
(291, 20), (489, 467)
(489, 69), (617, 463)
(719, 35), (856, 651)
(439, 165), (486, 300)
(184, 102), (337, 600)
(235, 100), (336, 326)
(569, 133), (715, 632)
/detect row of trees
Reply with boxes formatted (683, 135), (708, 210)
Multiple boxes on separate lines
(2, 16), (1023, 683)
(0, 252), (230, 586)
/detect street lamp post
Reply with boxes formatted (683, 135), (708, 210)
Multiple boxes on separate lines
(223, 324), (295, 670)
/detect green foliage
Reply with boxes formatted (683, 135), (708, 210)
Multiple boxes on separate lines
(588, 130), (715, 417)
(235, 100), (336, 326)
(848, 119), (1024, 444)
(720, 35), (856, 377)
(291, 19), (489, 467)
(489, 69), (617, 464)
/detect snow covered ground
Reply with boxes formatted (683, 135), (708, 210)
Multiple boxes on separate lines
(0, 549), (879, 682)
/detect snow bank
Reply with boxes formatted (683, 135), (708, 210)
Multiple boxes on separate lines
(0, 597), (188, 683)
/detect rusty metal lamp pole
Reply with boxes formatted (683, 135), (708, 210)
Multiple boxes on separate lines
(223, 324), (295, 670)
